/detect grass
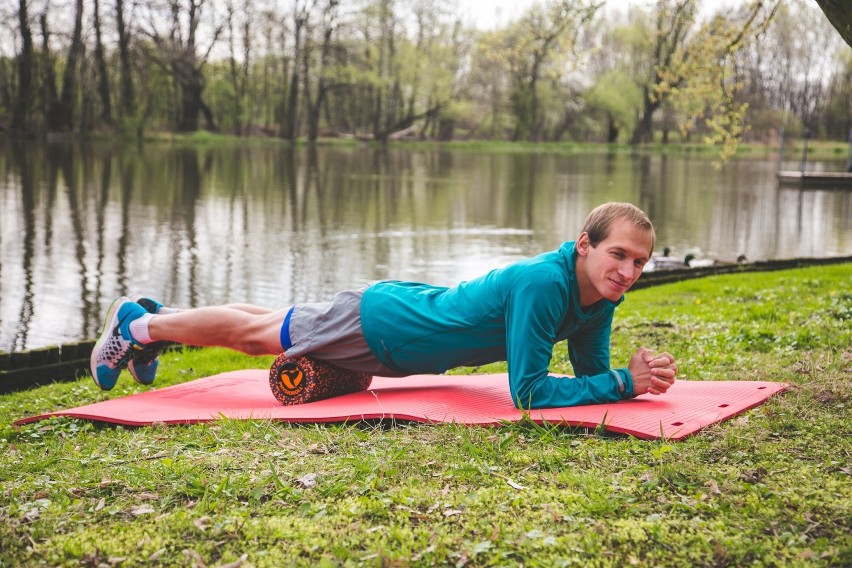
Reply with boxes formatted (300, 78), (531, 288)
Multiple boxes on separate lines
(1, 265), (850, 567)
(81, 130), (851, 162)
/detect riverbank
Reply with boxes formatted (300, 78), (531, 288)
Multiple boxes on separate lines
(1, 264), (850, 565)
(21, 131), (848, 162)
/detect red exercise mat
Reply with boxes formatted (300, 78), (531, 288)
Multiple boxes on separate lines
(14, 372), (787, 440)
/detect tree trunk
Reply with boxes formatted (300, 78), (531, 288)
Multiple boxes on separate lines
(93, 0), (112, 125)
(116, 0), (135, 119)
(306, 5), (338, 143)
(57, 0), (84, 131)
(225, 0), (250, 136)
(303, 28), (317, 142)
(41, 14), (62, 131)
(606, 113), (619, 144)
(283, 12), (305, 141)
(631, 87), (661, 145)
(11, 0), (34, 133)
(815, 0), (852, 48)
(177, 71), (202, 132)
(529, 73), (540, 142)
(199, 97), (217, 131)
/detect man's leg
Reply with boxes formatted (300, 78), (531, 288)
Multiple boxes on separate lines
(91, 297), (289, 390)
(220, 304), (275, 316)
(128, 299), (277, 385)
(148, 306), (287, 355)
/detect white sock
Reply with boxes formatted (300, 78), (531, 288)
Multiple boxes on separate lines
(129, 313), (155, 345)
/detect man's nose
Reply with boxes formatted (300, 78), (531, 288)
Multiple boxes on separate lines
(618, 261), (633, 278)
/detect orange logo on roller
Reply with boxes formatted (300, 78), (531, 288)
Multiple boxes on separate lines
(279, 362), (304, 396)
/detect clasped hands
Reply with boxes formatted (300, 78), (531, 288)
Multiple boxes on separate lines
(629, 346), (678, 396)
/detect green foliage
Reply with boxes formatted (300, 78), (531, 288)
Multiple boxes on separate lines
(1, 265), (851, 566)
(5, 0), (848, 151)
(583, 69), (643, 138)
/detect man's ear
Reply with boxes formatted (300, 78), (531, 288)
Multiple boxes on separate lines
(576, 232), (591, 257)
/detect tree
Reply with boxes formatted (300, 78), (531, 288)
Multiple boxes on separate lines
(584, 69), (642, 143)
(11, 0), (34, 133)
(628, 0), (780, 158)
(629, 1), (696, 145)
(369, 0), (402, 141)
(141, 0), (223, 132)
(821, 50), (852, 138)
(93, 0), (113, 126)
(303, 0), (341, 142)
(581, 12), (646, 143)
(115, 0), (136, 123)
(737, 1), (842, 138)
(506, 0), (600, 141)
(282, 0), (310, 141)
(402, 0), (466, 141)
(223, 0), (252, 135)
(40, 0), (84, 132)
(466, 29), (511, 139)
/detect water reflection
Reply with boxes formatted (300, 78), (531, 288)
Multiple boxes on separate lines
(0, 141), (849, 352)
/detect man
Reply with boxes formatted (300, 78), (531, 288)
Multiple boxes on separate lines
(91, 202), (678, 409)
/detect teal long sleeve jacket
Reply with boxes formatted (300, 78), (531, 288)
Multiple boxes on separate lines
(359, 241), (635, 409)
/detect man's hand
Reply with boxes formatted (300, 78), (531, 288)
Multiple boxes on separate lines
(629, 347), (678, 396)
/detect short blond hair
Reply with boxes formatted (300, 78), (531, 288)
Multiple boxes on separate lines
(582, 202), (655, 251)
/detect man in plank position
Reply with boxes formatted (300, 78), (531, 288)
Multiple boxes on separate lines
(91, 202), (678, 408)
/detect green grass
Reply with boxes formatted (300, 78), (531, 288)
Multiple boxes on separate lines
(2, 266), (850, 566)
(87, 130), (850, 161)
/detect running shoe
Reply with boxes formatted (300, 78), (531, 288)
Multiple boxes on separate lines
(127, 296), (165, 386)
(90, 297), (147, 390)
(132, 296), (165, 315)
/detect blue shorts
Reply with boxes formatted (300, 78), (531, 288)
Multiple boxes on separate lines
(279, 288), (403, 376)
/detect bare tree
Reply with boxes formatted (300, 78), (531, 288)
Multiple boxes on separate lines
(225, 0), (252, 135)
(59, 0), (84, 131)
(11, 0), (34, 132)
(141, 0), (223, 132)
(93, 0), (112, 125)
(115, 0), (135, 120)
(40, 0), (84, 132)
(283, 0), (311, 141)
(303, 0), (341, 142)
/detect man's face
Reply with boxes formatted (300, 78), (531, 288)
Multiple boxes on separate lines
(576, 218), (654, 306)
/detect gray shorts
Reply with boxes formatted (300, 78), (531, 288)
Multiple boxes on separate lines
(281, 289), (403, 376)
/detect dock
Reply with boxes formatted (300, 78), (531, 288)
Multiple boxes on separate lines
(777, 170), (852, 187)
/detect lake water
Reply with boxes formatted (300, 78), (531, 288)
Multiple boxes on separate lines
(1, 141), (850, 352)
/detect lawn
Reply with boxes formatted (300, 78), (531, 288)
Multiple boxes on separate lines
(1, 265), (850, 567)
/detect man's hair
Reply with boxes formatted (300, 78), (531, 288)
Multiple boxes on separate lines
(582, 202), (656, 250)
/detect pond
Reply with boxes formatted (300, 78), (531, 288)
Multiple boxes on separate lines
(1, 141), (850, 352)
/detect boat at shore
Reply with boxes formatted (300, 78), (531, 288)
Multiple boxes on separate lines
(777, 170), (852, 188)
(776, 127), (852, 188)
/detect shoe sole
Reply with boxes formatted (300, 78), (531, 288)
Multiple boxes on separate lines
(89, 297), (127, 389)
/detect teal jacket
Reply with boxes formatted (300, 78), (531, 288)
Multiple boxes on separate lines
(359, 241), (635, 409)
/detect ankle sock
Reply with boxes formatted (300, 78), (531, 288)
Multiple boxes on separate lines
(128, 313), (155, 345)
